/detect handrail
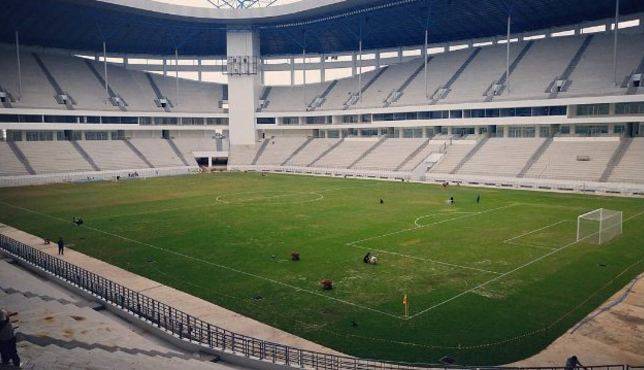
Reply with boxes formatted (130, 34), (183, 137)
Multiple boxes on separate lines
(0, 234), (640, 370)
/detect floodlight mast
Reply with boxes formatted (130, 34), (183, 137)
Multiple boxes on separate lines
(205, 0), (280, 8)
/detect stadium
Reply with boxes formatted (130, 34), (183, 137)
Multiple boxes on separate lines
(0, 0), (643, 368)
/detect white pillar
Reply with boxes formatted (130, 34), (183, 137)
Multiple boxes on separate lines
(226, 29), (260, 146)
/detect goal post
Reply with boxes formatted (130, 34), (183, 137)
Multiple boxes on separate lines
(576, 208), (623, 245)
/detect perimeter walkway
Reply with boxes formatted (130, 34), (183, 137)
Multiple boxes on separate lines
(0, 223), (340, 356)
(512, 272), (644, 366)
(0, 257), (238, 370)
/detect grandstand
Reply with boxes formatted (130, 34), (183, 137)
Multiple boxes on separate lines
(0, 0), (644, 368)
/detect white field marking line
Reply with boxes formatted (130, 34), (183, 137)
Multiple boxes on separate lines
(407, 208), (644, 320)
(346, 203), (518, 246)
(0, 200), (403, 320)
(503, 220), (568, 245)
(350, 243), (502, 275)
(505, 241), (558, 251)
(92, 186), (356, 220)
(215, 191), (324, 205)
(413, 211), (478, 228)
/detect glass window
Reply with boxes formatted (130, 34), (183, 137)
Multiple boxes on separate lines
(85, 131), (109, 140)
(256, 117), (275, 125)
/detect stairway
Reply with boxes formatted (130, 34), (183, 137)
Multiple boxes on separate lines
(385, 57), (433, 107)
(517, 138), (553, 178)
(432, 48), (481, 102)
(281, 137), (314, 166)
(251, 139), (270, 165)
(451, 138), (488, 174)
(84, 60), (127, 111)
(599, 138), (633, 182)
(486, 41), (534, 100)
(308, 80), (338, 110)
(308, 139), (344, 167)
(70, 140), (101, 171)
(395, 138), (431, 171)
(7, 141), (36, 174)
(145, 73), (172, 112)
(546, 35), (594, 97)
(32, 53), (75, 110)
(167, 138), (191, 166)
(343, 66), (390, 108)
(348, 136), (387, 169)
(124, 139), (155, 168)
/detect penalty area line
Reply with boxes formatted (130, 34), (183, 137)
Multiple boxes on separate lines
(408, 208), (644, 320)
(503, 220), (568, 245)
(350, 243), (502, 275)
(346, 203), (517, 246)
(0, 200), (403, 320)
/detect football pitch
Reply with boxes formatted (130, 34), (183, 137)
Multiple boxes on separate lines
(0, 172), (643, 365)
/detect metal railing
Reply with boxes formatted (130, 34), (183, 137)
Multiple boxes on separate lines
(0, 234), (641, 370)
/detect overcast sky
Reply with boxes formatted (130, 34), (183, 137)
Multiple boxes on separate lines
(153, 0), (301, 8)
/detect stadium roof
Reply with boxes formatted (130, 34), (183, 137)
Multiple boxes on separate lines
(2, 0), (643, 57)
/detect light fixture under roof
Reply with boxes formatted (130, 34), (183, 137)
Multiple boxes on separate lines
(204, 0), (281, 9)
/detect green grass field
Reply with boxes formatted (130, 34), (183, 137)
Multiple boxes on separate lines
(1, 172), (643, 365)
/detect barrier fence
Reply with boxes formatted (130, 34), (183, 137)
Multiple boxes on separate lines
(0, 234), (640, 370)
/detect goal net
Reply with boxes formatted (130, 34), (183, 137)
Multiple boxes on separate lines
(577, 208), (623, 245)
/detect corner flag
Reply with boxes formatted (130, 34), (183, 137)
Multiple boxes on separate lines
(403, 294), (409, 318)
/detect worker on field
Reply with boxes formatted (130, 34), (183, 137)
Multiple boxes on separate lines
(565, 356), (584, 370)
(379, 198), (384, 204)
(57, 237), (65, 256)
(476, 194), (480, 204)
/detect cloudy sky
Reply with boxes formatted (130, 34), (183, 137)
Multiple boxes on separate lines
(154, 0), (301, 8)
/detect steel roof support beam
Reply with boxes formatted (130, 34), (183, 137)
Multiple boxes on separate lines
(15, 31), (22, 101)
(103, 41), (109, 102)
(613, 0), (620, 86)
(505, 11), (512, 94)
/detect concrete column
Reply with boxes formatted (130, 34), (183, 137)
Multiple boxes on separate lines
(320, 55), (326, 83)
(289, 57), (295, 86)
(197, 59), (202, 82)
(503, 126), (510, 137)
(208, 157), (212, 167)
(226, 29), (260, 146)
(351, 53), (357, 77)
(447, 126), (453, 135)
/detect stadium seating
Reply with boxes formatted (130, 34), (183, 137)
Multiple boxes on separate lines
(496, 36), (584, 100)
(171, 137), (219, 164)
(393, 49), (472, 107)
(523, 138), (619, 181)
(314, 138), (379, 168)
(228, 144), (259, 166)
(607, 138), (644, 183)
(88, 60), (161, 111)
(129, 139), (186, 167)
(149, 72), (224, 113)
(263, 83), (332, 112)
(428, 140), (478, 173)
(396, 139), (446, 172)
(0, 258), (228, 370)
(352, 138), (427, 171)
(0, 48), (61, 109)
(15, 141), (95, 174)
(38, 53), (116, 111)
(457, 138), (546, 177)
(78, 140), (148, 170)
(255, 136), (309, 165)
(0, 142), (30, 176)
(284, 139), (341, 167)
(358, 59), (425, 108)
(561, 32), (644, 97)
